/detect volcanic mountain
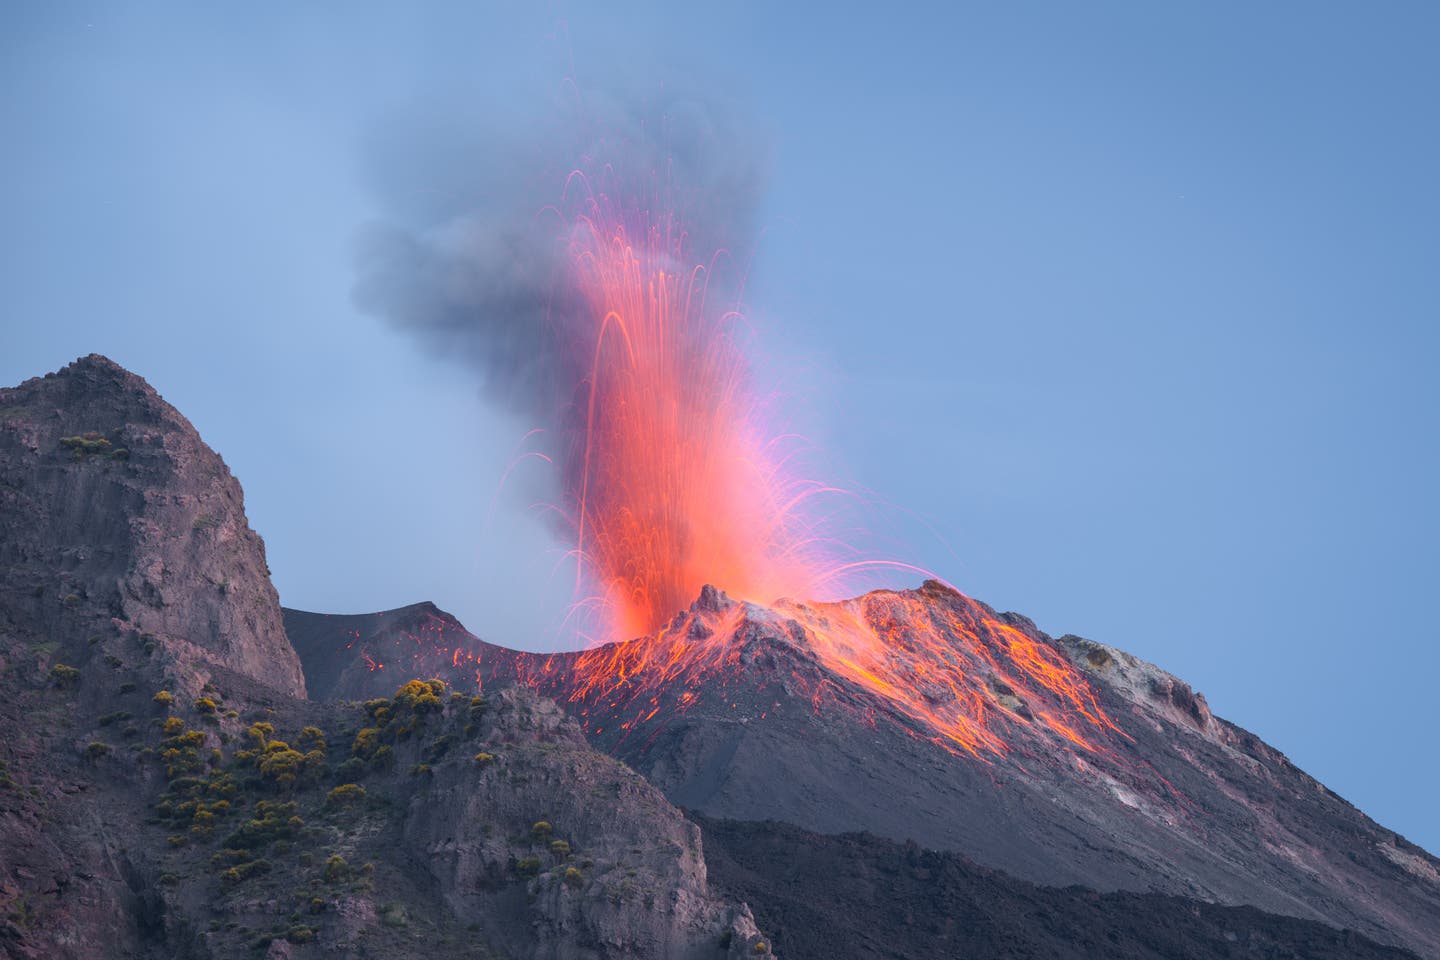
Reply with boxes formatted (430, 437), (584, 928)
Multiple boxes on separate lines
(2, 354), (1433, 959)
(288, 587), (1440, 958)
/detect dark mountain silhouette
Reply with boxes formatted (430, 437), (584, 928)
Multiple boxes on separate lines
(696, 816), (1420, 960)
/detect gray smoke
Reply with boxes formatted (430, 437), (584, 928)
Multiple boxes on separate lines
(353, 84), (770, 426)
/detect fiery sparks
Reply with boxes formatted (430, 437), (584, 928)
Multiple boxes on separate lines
(552, 177), (834, 642)
(469, 163), (1126, 761)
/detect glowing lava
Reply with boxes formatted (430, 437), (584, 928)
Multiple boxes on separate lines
(554, 179), (833, 641)
(531, 582), (1123, 760)
(498, 170), (1124, 760)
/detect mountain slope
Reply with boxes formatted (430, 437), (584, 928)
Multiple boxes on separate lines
(0, 356), (769, 960)
(697, 816), (1418, 960)
(287, 588), (1440, 958)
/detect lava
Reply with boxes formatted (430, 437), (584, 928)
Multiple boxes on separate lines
(540, 583), (1124, 760)
(551, 178), (834, 642)
(484, 164), (1124, 760)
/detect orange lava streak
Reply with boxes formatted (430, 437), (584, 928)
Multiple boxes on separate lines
(561, 195), (825, 640)
(527, 176), (1121, 763)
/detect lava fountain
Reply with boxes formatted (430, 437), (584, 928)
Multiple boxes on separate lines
(514, 166), (1123, 760)
(552, 174), (837, 642)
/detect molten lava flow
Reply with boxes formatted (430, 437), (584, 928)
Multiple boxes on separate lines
(555, 185), (832, 641)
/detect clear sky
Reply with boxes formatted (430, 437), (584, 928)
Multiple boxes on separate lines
(4, 4), (1437, 854)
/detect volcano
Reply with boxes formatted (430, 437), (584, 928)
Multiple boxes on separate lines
(2, 355), (1432, 959)
(288, 584), (1440, 958)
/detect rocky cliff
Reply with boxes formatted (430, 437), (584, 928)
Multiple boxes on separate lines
(0, 354), (305, 697)
(0, 356), (770, 960)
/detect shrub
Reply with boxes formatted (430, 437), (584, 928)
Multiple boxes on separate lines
(285, 925), (315, 945)
(550, 840), (570, 858)
(531, 821), (553, 840)
(118, 681), (136, 694)
(393, 680), (444, 716)
(50, 664), (80, 689)
(193, 698), (217, 714)
(424, 733), (454, 762)
(152, 690), (173, 707)
(516, 857), (541, 877)
(469, 696), (488, 720)
(324, 783), (366, 809)
(219, 858), (271, 887)
(378, 902), (407, 928)
(258, 745), (312, 788)
(323, 854), (349, 884)
(754, 942), (768, 954)
(246, 722), (274, 747)
(473, 752), (495, 766)
(60, 434), (112, 457)
(161, 717), (185, 736)
(563, 866), (584, 888)
(350, 727), (381, 759)
(83, 741), (111, 761)
(223, 801), (301, 850)
(297, 726), (326, 752)
(97, 711), (131, 727)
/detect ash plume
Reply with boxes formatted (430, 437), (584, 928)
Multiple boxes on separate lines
(352, 86), (770, 424)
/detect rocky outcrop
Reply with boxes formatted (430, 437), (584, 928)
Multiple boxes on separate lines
(403, 688), (765, 959)
(0, 355), (768, 960)
(0, 354), (305, 697)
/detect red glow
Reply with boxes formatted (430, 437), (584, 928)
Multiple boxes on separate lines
(553, 180), (834, 642)
(488, 168), (1124, 760)
(551, 584), (1122, 759)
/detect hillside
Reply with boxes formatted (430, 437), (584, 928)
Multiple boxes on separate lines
(0, 356), (766, 960)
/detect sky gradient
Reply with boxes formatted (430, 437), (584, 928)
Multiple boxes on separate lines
(4, 4), (1437, 853)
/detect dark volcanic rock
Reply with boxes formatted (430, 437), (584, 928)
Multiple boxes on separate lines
(284, 601), (527, 701)
(291, 589), (1440, 959)
(0, 354), (305, 696)
(696, 816), (1419, 960)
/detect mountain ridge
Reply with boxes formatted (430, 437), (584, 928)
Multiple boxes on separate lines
(285, 588), (1440, 957)
(0, 355), (770, 960)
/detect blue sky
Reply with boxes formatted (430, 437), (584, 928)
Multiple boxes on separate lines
(4, 4), (1437, 854)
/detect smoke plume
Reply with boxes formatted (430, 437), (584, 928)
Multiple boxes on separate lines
(353, 86), (769, 424)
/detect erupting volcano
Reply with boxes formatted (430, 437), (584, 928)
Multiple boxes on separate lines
(516, 171), (1125, 762)
(554, 179), (831, 641)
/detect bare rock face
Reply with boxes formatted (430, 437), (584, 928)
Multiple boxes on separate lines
(0, 355), (768, 960)
(402, 688), (765, 960)
(0, 354), (304, 697)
